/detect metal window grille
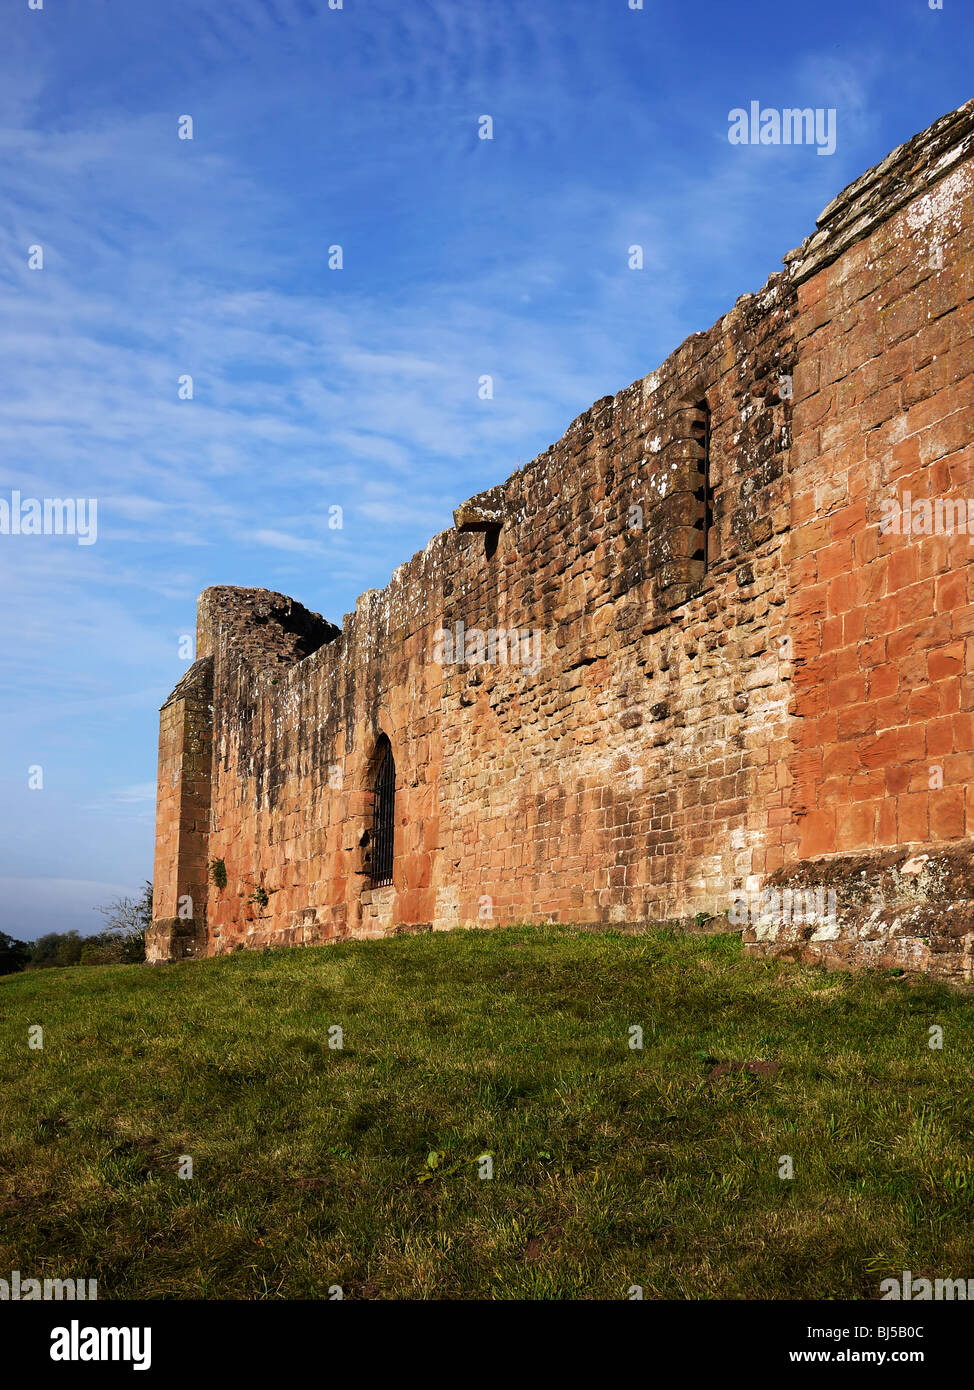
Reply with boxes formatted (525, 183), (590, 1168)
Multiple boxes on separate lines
(370, 736), (395, 887)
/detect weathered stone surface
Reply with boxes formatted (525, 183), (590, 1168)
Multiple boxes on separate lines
(786, 100), (974, 284)
(743, 846), (974, 985)
(147, 655), (214, 964)
(453, 484), (506, 531)
(150, 103), (974, 981)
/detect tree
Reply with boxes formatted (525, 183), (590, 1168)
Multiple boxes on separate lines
(54, 931), (85, 966)
(29, 931), (84, 968)
(0, 931), (30, 975)
(92, 881), (151, 963)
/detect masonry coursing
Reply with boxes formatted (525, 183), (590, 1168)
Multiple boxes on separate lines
(149, 102), (974, 981)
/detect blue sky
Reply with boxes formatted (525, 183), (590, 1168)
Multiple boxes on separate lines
(1, 0), (970, 940)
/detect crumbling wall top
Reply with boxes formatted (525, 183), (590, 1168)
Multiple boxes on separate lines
(160, 653), (213, 712)
(785, 99), (974, 283)
(196, 585), (340, 673)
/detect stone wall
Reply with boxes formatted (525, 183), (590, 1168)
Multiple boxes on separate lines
(148, 101), (974, 981)
(150, 656), (213, 961)
(743, 100), (974, 982)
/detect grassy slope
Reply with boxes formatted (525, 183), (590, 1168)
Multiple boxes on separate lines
(1, 925), (972, 1300)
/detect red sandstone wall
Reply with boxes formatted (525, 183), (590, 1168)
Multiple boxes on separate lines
(431, 291), (796, 933)
(149, 659), (213, 960)
(194, 271), (796, 952)
(787, 155), (974, 860)
(148, 102), (974, 975)
(152, 700), (187, 922)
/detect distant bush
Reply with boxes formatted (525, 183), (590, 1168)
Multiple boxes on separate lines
(30, 931), (85, 968)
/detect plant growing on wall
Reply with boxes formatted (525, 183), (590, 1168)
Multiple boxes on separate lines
(210, 858), (228, 890)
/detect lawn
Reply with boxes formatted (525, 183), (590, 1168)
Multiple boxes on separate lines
(1, 925), (972, 1299)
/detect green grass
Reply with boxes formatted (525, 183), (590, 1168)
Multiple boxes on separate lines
(1, 924), (972, 1299)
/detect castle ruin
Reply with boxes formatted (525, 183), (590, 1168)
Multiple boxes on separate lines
(148, 102), (974, 982)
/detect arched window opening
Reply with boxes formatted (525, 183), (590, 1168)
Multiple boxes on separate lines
(690, 400), (713, 574)
(369, 734), (395, 887)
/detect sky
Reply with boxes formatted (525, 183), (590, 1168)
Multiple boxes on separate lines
(0, 0), (970, 940)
